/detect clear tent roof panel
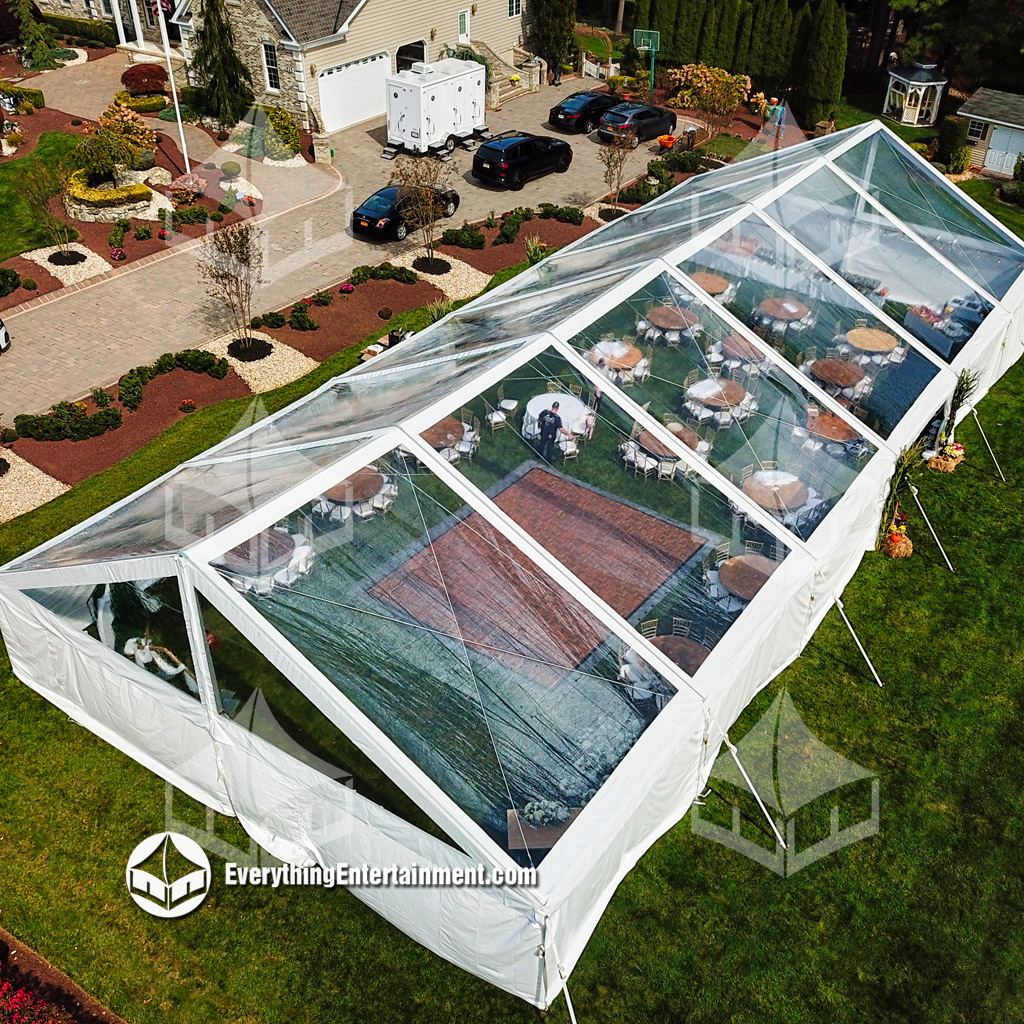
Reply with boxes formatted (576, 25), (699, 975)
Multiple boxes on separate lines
(675, 214), (941, 438)
(763, 165), (995, 362)
(834, 130), (1024, 300)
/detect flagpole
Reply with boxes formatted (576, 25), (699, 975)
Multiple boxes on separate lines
(155, 0), (189, 172)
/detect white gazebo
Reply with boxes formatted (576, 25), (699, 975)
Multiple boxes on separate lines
(883, 59), (948, 127)
(1, 122), (1023, 1011)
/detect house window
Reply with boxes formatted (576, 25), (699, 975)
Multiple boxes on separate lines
(101, 0), (112, 13)
(508, 0), (521, 15)
(967, 120), (988, 143)
(263, 42), (281, 91)
(144, 1), (155, 28)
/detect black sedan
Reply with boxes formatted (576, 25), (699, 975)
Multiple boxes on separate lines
(351, 184), (460, 241)
(597, 102), (677, 148)
(548, 90), (621, 134)
(472, 130), (573, 190)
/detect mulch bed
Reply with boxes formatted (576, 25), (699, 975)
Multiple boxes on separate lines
(434, 215), (602, 275)
(0, 255), (62, 310)
(0, 103), (89, 161)
(259, 278), (446, 363)
(9, 365), (251, 484)
(1, 924), (125, 1024)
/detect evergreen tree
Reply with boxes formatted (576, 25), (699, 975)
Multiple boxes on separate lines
(764, 0), (793, 88)
(800, 0), (846, 124)
(733, 3), (754, 76)
(190, 0), (254, 127)
(746, 0), (768, 79)
(672, 0), (700, 65)
(716, 0), (743, 71)
(651, 0), (679, 63)
(633, 0), (653, 33)
(786, 3), (812, 90)
(696, 0), (720, 65)
(13, 0), (57, 71)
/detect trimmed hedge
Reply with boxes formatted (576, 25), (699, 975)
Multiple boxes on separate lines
(347, 263), (418, 285)
(938, 115), (970, 165)
(537, 203), (585, 225)
(15, 406), (122, 441)
(999, 180), (1024, 206)
(180, 86), (207, 112)
(0, 267), (21, 298)
(119, 349), (229, 411)
(127, 96), (168, 113)
(42, 13), (118, 47)
(265, 106), (301, 159)
(67, 170), (151, 209)
(440, 222), (486, 248)
(493, 207), (533, 245)
(662, 149), (706, 173)
(0, 83), (46, 109)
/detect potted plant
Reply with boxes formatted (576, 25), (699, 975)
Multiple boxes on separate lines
(881, 503), (912, 557)
(928, 439), (965, 472)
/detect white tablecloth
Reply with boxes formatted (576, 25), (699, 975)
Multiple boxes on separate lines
(525, 393), (591, 434)
(590, 339), (632, 364)
(687, 379), (725, 401)
(753, 469), (799, 486)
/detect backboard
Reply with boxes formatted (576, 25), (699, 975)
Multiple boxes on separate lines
(633, 29), (661, 52)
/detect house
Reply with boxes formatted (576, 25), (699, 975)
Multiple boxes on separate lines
(32, 0), (531, 132)
(959, 87), (1024, 176)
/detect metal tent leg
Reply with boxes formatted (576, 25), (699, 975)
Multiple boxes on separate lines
(725, 739), (788, 849)
(972, 408), (1006, 482)
(834, 595), (885, 688)
(909, 485), (954, 573)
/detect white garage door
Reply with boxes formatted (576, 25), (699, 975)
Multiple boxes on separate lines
(318, 51), (390, 133)
(983, 125), (1024, 175)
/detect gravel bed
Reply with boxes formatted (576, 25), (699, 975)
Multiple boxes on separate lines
(21, 244), (112, 286)
(218, 175), (263, 201)
(0, 450), (69, 524)
(201, 331), (317, 393)
(389, 251), (490, 301)
(263, 153), (308, 168)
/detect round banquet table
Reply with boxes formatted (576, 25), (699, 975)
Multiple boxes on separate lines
(650, 634), (711, 674)
(648, 305), (698, 330)
(666, 421), (701, 450)
(759, 297), (810, 321)
(325, 467), (385, 503)
(807, 410), (859, 442)
(689, 271), (729, 296)
(742, 469), (809, 511)
(686, 377), (747, 409)
(636, 429), (678, 459)
(589, 338), (642, 370)
(845, 326), (898, 353)
(721, 334), (763, 361)
(420, 416), (463, 449)
(809, 358), (865, 389)
(525, 392), (591, 434)
(718, 554), (779, 601)
(220, 528), (294, 575)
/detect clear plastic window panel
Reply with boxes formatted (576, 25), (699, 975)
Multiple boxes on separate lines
(764, 166), (993, 361)
(11, 441), (364, 570)
(676, 217), (939, 437)
(483, 255), (640, 315)
(195, 592), (459, 848)
(835, 132), (1024, 299)
(433, 348), (794, 662)
(209, 452), (675, 863)
(559, 274), (878, 540)
(26, 578), (199, 701)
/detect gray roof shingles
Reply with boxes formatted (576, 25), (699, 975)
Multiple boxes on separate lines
(257, 0), (361, 44)
(958, 88), (1024, 128)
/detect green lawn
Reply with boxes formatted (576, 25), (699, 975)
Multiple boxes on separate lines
(0, 131), (80, 262)
(957, 178), (1024, 240)
(2, 245), (1024, 1021)
(834, 94), (938, 146)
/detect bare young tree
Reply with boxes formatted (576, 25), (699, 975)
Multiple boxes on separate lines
(388, 156), (456, 270)
(23, 159), (77, 258)
(597, 135), (633, 208)
(197, 221), (265, 355)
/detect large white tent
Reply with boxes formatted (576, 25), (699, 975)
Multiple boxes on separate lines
(2, 121), (1023, 1008)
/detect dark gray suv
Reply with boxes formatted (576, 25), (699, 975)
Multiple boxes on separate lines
(596, 102), (677, 147)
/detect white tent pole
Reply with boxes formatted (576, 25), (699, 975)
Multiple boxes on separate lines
(723, 737), (787, 848)
(909, 484), (955, 573)
(548, 936), (580, 1024)
(156, 0), (190, 171)
(833, 594), (885, 688)
(971, 408), (1006, 482)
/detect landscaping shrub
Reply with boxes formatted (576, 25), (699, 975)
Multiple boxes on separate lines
(114, 89), (131, 105)
(347, 263), (418, 285)
(0, 428), (18, 444)
(158, 104), (200, 123)
(262, 310), (287, 328)
(377, 306), (394, 320)
(107, 220), (130, 247)
(90, 387), (111, 407)
(118, 371), (144, 410)
(525, 234), (548, 265)
(288, 303), (319, 330)
(22, 279), (37, 290)
(537, 202), (585, 225)
(948, 146), (971, 175)
(999, 180), (1024, 206)
(910, 141), (929, 154)
(170, 173), (207, 205)
(180, 398), (196, 413)
(240, 125), (266, 160)
(109, 246), (126, 261)
(265, 106), (301, 159)
(0, 267), (21, 297)
(217, 201), (234, 216)
(15, 101), (34, 116)
(221, 160), (241, 178)
(67, 169), (151, 209)
(161, 205), (209, 229)
(41, 13), (117, 46)
(180, 85), (207, 112)
(52, 47), (79, 62)
(441, 221), (486, 248)
(484, 210), (498, 228)
(175, 349), (227, 376)
(1015, 153), (1024, 182)
(250, 315), (264, 329)
(132, 148), (156, 171)
(0, 84), (46, 110)
(128, 95), (168, 113)
(619, 179), (663, 204)
(134, 224), (152, 240)
(425, 297), (454, 323)
(209, 210), (224, 222)
(938, 115), (970, 165)
(71, 118), (82, 126)
(931, 161), (947, 174)
(663, 149), (706, 173)
(121, 63), (168, 95)
(313, 290), (332, 306)
(493, 207), (533, 245)
(154, 352), (176, 374)
(16, 402), (122, 441)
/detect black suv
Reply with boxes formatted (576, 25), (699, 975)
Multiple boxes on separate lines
(597, 102), (677, 147)
(548, 90), (621, 134)
(351, 184), (460, 241)
(472, 130), (573, 190)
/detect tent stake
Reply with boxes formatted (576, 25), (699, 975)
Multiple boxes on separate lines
(724, 739), (787, 849)
(972, 408), (1006, 482)
(834, 595), (884, 688)
(909, 484), (954, 573)
(549, 938), (579, 1024)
